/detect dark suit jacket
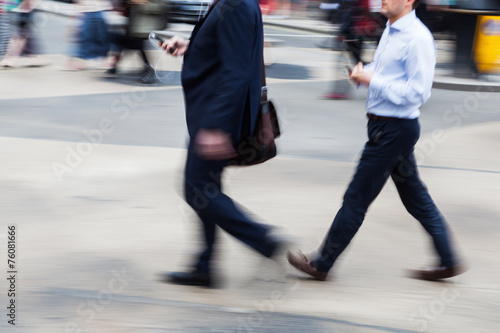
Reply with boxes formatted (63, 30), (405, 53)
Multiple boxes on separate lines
(181, 0), (263, 145)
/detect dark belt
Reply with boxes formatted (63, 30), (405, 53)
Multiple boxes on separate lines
(366, 113), (402, 122)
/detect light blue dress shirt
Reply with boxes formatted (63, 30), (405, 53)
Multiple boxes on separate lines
(365, 10), (436, 119)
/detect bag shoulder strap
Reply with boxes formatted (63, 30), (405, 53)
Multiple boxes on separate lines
(261, 50), (268, 104)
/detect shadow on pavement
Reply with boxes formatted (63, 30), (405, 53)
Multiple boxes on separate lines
(266, 63), (311, 80)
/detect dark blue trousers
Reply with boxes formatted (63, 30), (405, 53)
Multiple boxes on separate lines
(76, 11), (109, 60)
(184, 142), (276, 273)
(314, 118), (457, 273)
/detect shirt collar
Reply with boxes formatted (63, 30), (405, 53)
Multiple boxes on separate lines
(387, 10), (417, 31)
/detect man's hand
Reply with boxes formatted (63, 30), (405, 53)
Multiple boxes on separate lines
(350, 62), (373, 87)
(194, 129), (237, 160)
(161, 36), (189, 57)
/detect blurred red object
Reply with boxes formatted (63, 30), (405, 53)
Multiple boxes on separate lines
(259, 0), (278, 15)
(353, 0), (381, 37)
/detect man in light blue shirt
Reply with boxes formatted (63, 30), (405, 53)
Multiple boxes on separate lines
(287, 0), (466, 282)
(362, 7), (435, 119)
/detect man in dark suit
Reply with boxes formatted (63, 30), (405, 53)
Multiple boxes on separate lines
(160, 0), (284, 287)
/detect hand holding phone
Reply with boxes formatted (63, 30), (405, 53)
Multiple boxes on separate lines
(150, 34), (190, 57)
(349, 62), (373, 87)
(149, 32), (176, 54)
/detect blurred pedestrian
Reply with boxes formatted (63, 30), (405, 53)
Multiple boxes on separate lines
(63, 0), (112, 70)
(288, 0), (467, 282)
(0, 0), (42, 67)
(106, 0), (167, 84)
(321, 0), (385, 99)
(415, 0), (455, 33)
(417, 0), (478, 77)
(160, 0), (287, 287)
(338, 0), (375, 64)
(0, 0), (20, 59)
(325, 0), (384, 63)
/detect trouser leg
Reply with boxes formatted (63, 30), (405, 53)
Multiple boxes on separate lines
(345, 39), (363, 64)
(183, 143), (276, 273)
(76, 13), (90, 59)
(314, 142), (392, 272)
(138, 47), (150, 67)
(0, 12), (12, 58)
(391, 152), (457, 268)
(194, 209), (217, 273)
(314, 119), (420, 272)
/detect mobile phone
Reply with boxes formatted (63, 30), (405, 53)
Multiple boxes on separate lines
(149, 32), (176, 54)
(150, 32), (164, 45)
(345, 65), (353, 75)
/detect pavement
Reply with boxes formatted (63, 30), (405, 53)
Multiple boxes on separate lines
(1, 2), (500, 333)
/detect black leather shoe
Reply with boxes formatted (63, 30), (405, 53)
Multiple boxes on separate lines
(164, 271), (213, 287)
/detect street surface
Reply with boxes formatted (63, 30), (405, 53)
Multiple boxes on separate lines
(1, 10), (500, 333)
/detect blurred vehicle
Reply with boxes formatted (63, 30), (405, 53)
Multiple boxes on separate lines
(166, 0), (211, 24)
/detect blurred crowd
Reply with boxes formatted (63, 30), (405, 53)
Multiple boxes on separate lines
(0, 0), (43, 67)
(0, 0), (498, 81)
(324, 0), (500, 83)
(0, 0), (168, 83)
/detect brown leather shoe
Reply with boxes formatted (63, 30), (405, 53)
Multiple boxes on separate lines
(408, 263), (468, 281)
(286, 251), (328, 281)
